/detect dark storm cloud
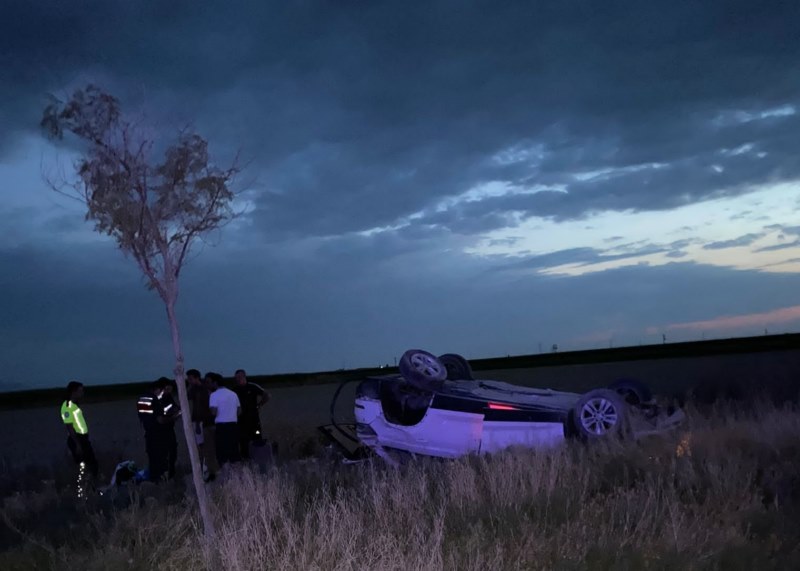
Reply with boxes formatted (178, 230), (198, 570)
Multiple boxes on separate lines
(664, 239), (696, 259)
(421, 206), (521, 236)
(3, 0), (800, 240)
(497, 247), (598, 271)
(4, 235), (799, 387)
(666, 251), (688, 259)
(754, 224), (800, 252)
(496, 243), (667, 273)
(0, 244), (174, 385)
(272, 255), (800, 361)
(703, 233), (764, 250)
(755, 240), (800, 253)
(4, 1), (800, 388)
(669, 239), (695, 250)
(487, 236), (526, 248)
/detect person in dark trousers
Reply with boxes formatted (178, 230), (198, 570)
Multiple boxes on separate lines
(187, 368), (219, 481)
(160, 378), (180, 479)
(60, 381), (98, 498)
(137, 378), (180, 482)
(207, 372), (241, 466)
(232, 368), (270, 460)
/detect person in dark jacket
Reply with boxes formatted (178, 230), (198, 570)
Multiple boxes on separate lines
(232, 369), (270, 460)
(137, 378), (180, 481)
(187, 368), (218, 481)
(160, 378), (180, 479)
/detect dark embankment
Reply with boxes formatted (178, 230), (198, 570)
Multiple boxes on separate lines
(2, 332), (797, 410)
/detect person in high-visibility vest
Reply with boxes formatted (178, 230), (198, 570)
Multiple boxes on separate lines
(60, 381), (98, 498)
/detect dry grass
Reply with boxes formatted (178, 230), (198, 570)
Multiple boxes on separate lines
(1, 400), (799, 570)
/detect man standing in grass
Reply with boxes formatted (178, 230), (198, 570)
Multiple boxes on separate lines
(160, 378), (180, 480)
(233, 368), (270, 460)
(187, 369), (219, 481)
(137, 378), (180, 482)
(61, 381), (98, 498)
(208, 372), (241, 466)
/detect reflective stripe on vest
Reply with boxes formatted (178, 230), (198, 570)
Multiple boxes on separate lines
(61, 400), (88, 435)
(137, 396), (154, 414)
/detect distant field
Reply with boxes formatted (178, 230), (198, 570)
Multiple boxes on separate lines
(3, 332), (798, 410)
(1, 345), (797, 472)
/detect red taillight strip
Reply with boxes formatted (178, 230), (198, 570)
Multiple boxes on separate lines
(487, 402), (518, 411)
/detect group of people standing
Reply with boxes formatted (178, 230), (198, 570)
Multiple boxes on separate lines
(60, 368), (270, 494)
(184, 368), (270, 481)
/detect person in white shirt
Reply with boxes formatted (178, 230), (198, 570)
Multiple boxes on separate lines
(207, 372), (241, 465)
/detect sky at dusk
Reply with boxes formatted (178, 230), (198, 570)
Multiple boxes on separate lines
(1, 1), (799, 389)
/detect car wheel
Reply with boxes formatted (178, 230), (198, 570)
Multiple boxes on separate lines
(608, 378), (653, 406)
(438, 353), (474, 380)
(398, 349), (447, 391)
(573, 389), (629, 440)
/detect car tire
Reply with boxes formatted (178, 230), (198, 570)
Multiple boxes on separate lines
(438, 353), (474, 380)
(572, 388), (629, 440)
(398, 349), (447, 391)
(608, 378), (653, 406)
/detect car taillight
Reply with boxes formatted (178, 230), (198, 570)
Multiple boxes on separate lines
(487, 402), (518, 411)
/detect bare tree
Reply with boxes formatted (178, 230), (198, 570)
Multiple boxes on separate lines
(41, 85), (238, 539)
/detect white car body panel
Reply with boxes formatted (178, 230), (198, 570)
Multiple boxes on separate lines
(357, 398), (482, 458)
(356, 397), (565, 458)
(480, 421), (565, 453)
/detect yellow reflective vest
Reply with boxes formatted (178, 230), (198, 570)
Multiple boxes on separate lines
(61, 400), (88, 435)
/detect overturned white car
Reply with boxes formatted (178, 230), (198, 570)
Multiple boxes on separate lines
(321, 349), (685, 460)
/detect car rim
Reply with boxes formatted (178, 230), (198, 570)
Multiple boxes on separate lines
(410, 353), (443, 378)
(580, 397), (618, 434)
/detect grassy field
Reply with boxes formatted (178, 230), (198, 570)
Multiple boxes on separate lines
(1, 398), (799, 570)
(1, 341), (798, 569)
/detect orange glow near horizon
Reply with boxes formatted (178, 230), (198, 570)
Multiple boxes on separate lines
(648, 305), (800, 334)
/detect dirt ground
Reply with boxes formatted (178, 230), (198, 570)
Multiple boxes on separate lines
(2, 349), (797, 472)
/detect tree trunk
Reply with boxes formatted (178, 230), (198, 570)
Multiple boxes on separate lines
(165, 295), (216, 540)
